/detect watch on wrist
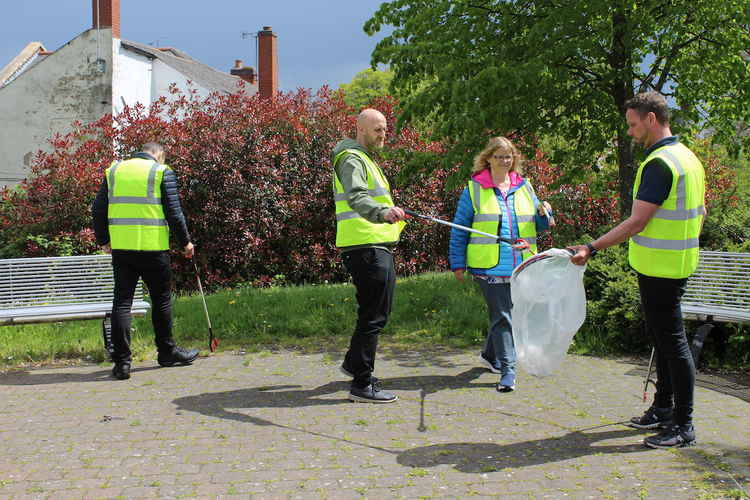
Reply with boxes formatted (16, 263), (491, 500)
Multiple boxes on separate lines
(586, 242), (598, 257)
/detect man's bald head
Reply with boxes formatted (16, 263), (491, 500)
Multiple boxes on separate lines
(356, 108), (387, 151)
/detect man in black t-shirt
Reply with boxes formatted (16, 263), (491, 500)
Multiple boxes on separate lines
(569, 91), (706, 449)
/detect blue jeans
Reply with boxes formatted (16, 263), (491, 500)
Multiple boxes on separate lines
(475, 278), (516, 376)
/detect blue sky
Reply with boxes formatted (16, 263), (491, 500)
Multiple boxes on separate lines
(0, 1), (391, 92)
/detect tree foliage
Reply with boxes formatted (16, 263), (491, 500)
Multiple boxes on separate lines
(365, 0), (750, 216)
(339, 68), (394, 110)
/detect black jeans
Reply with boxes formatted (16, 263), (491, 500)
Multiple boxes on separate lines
(111, 250), (176, 363)
(342, 247), (396, 389)
(638, 272), (695, 425)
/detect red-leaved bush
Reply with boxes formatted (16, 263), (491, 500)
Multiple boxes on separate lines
(0, 87), (460, 290)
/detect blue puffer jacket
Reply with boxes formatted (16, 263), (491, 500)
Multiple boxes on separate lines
(448, 175), (551, 277)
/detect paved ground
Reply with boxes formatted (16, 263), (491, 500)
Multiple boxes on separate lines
(1, 349), (748, 499)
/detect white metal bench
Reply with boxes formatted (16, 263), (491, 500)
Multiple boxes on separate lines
(682, 250), (750, 363)
(0, 254), (149, 325)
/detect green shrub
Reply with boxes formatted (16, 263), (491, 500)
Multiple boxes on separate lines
(572, 243), (645, 355)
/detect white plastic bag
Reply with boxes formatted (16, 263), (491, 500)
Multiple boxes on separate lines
(510, 248), (587, 377)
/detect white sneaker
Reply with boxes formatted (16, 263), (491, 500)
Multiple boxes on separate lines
(479, 355), (501, 374)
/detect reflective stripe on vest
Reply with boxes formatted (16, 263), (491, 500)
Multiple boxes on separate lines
(466, 178), (538, 268)
(628, 142), (706, 278)
(332, 149), (403, 248)
(106, 159), (170, 251)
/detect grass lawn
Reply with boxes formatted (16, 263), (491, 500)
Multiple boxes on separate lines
(0, 272), (489, 370)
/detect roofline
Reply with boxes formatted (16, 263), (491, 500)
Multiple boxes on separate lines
(120, 41), (156, 60)
(0, 42), (47, 87)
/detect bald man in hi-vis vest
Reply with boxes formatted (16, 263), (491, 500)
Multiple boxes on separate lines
(332, 109), (407, 403)
(570, 91), (706, 449)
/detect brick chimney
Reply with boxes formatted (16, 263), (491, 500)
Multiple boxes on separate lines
(230, 59), (257, 85)
(92, 0), (121, 38)
(258, 26), (278, 99)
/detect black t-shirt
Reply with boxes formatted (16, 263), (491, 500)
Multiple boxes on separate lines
(635, 136), (678, 205)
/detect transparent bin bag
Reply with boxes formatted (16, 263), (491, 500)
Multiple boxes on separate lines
(510, 248), (587, 377)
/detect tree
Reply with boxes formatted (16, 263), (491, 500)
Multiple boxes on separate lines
(365, 0), (750, 216)
(339, 68), (394, 110)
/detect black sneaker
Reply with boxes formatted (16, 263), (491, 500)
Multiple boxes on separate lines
(627, 406), (673, 429)
(158, 346), (199, 367)
(349, 379), (397, 403)
(112, 362), (131, 380)
(644, 424), (696, 449)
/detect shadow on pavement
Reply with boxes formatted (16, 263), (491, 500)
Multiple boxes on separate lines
(0, 365), (162, 385)
(173, 367), (491, 420)
(378, 347), (467, 370)
(396, 428), (648, 472)
(174, 368), (647, 468)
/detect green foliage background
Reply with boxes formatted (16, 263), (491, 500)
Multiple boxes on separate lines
(364, 0), (750, 215)
(339, 68), (394, 111)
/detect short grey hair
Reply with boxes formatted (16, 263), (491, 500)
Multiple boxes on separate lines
(141, 142), (165, 157)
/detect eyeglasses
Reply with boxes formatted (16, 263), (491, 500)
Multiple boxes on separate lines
(491, 154), (513, 160)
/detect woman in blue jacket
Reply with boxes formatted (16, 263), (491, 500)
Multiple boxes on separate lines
(449, 136), (553, 392)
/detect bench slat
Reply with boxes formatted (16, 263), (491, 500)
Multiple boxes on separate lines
(685, 288), (749, 295)
(0, 301), (150, 325)
(683, 305), (750, 322)
(0, 273), (114, 282)
(686, 283), (749, 291)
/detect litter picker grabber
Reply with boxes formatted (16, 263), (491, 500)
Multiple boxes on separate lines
(193, 260), (219, 353)
(643, 347), (657, 402)
(404, 209), (532, 252)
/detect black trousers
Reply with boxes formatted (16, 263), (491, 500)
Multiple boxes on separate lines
(638, 272), (695, 425)
(111, 250), (176, 363)
(342, 247), (396, 388)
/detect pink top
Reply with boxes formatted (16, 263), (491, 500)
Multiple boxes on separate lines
(472, 169), (522, 189)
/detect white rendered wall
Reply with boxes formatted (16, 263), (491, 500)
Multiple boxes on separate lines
(112, 40), (152, 116)
(0, 29), (113, 187)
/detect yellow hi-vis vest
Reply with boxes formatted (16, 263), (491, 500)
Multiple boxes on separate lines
(332, 149), (404, 248)
(628, 142), (706, 279)
(106, 158), (170, 251)
(466, 178), (538, 267)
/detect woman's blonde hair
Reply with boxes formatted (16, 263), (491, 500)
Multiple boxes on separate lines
(472, 136), (523, 175)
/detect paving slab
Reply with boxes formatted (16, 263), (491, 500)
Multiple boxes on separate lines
(0, 349), (748, 499)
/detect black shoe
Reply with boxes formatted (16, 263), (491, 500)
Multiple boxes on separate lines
(112, 362), (131, 380)
(158, 346), (199, 367)
(349, 379), (397, 403)
(627, 406), (673, 429)
(644, 424), (696, 449)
